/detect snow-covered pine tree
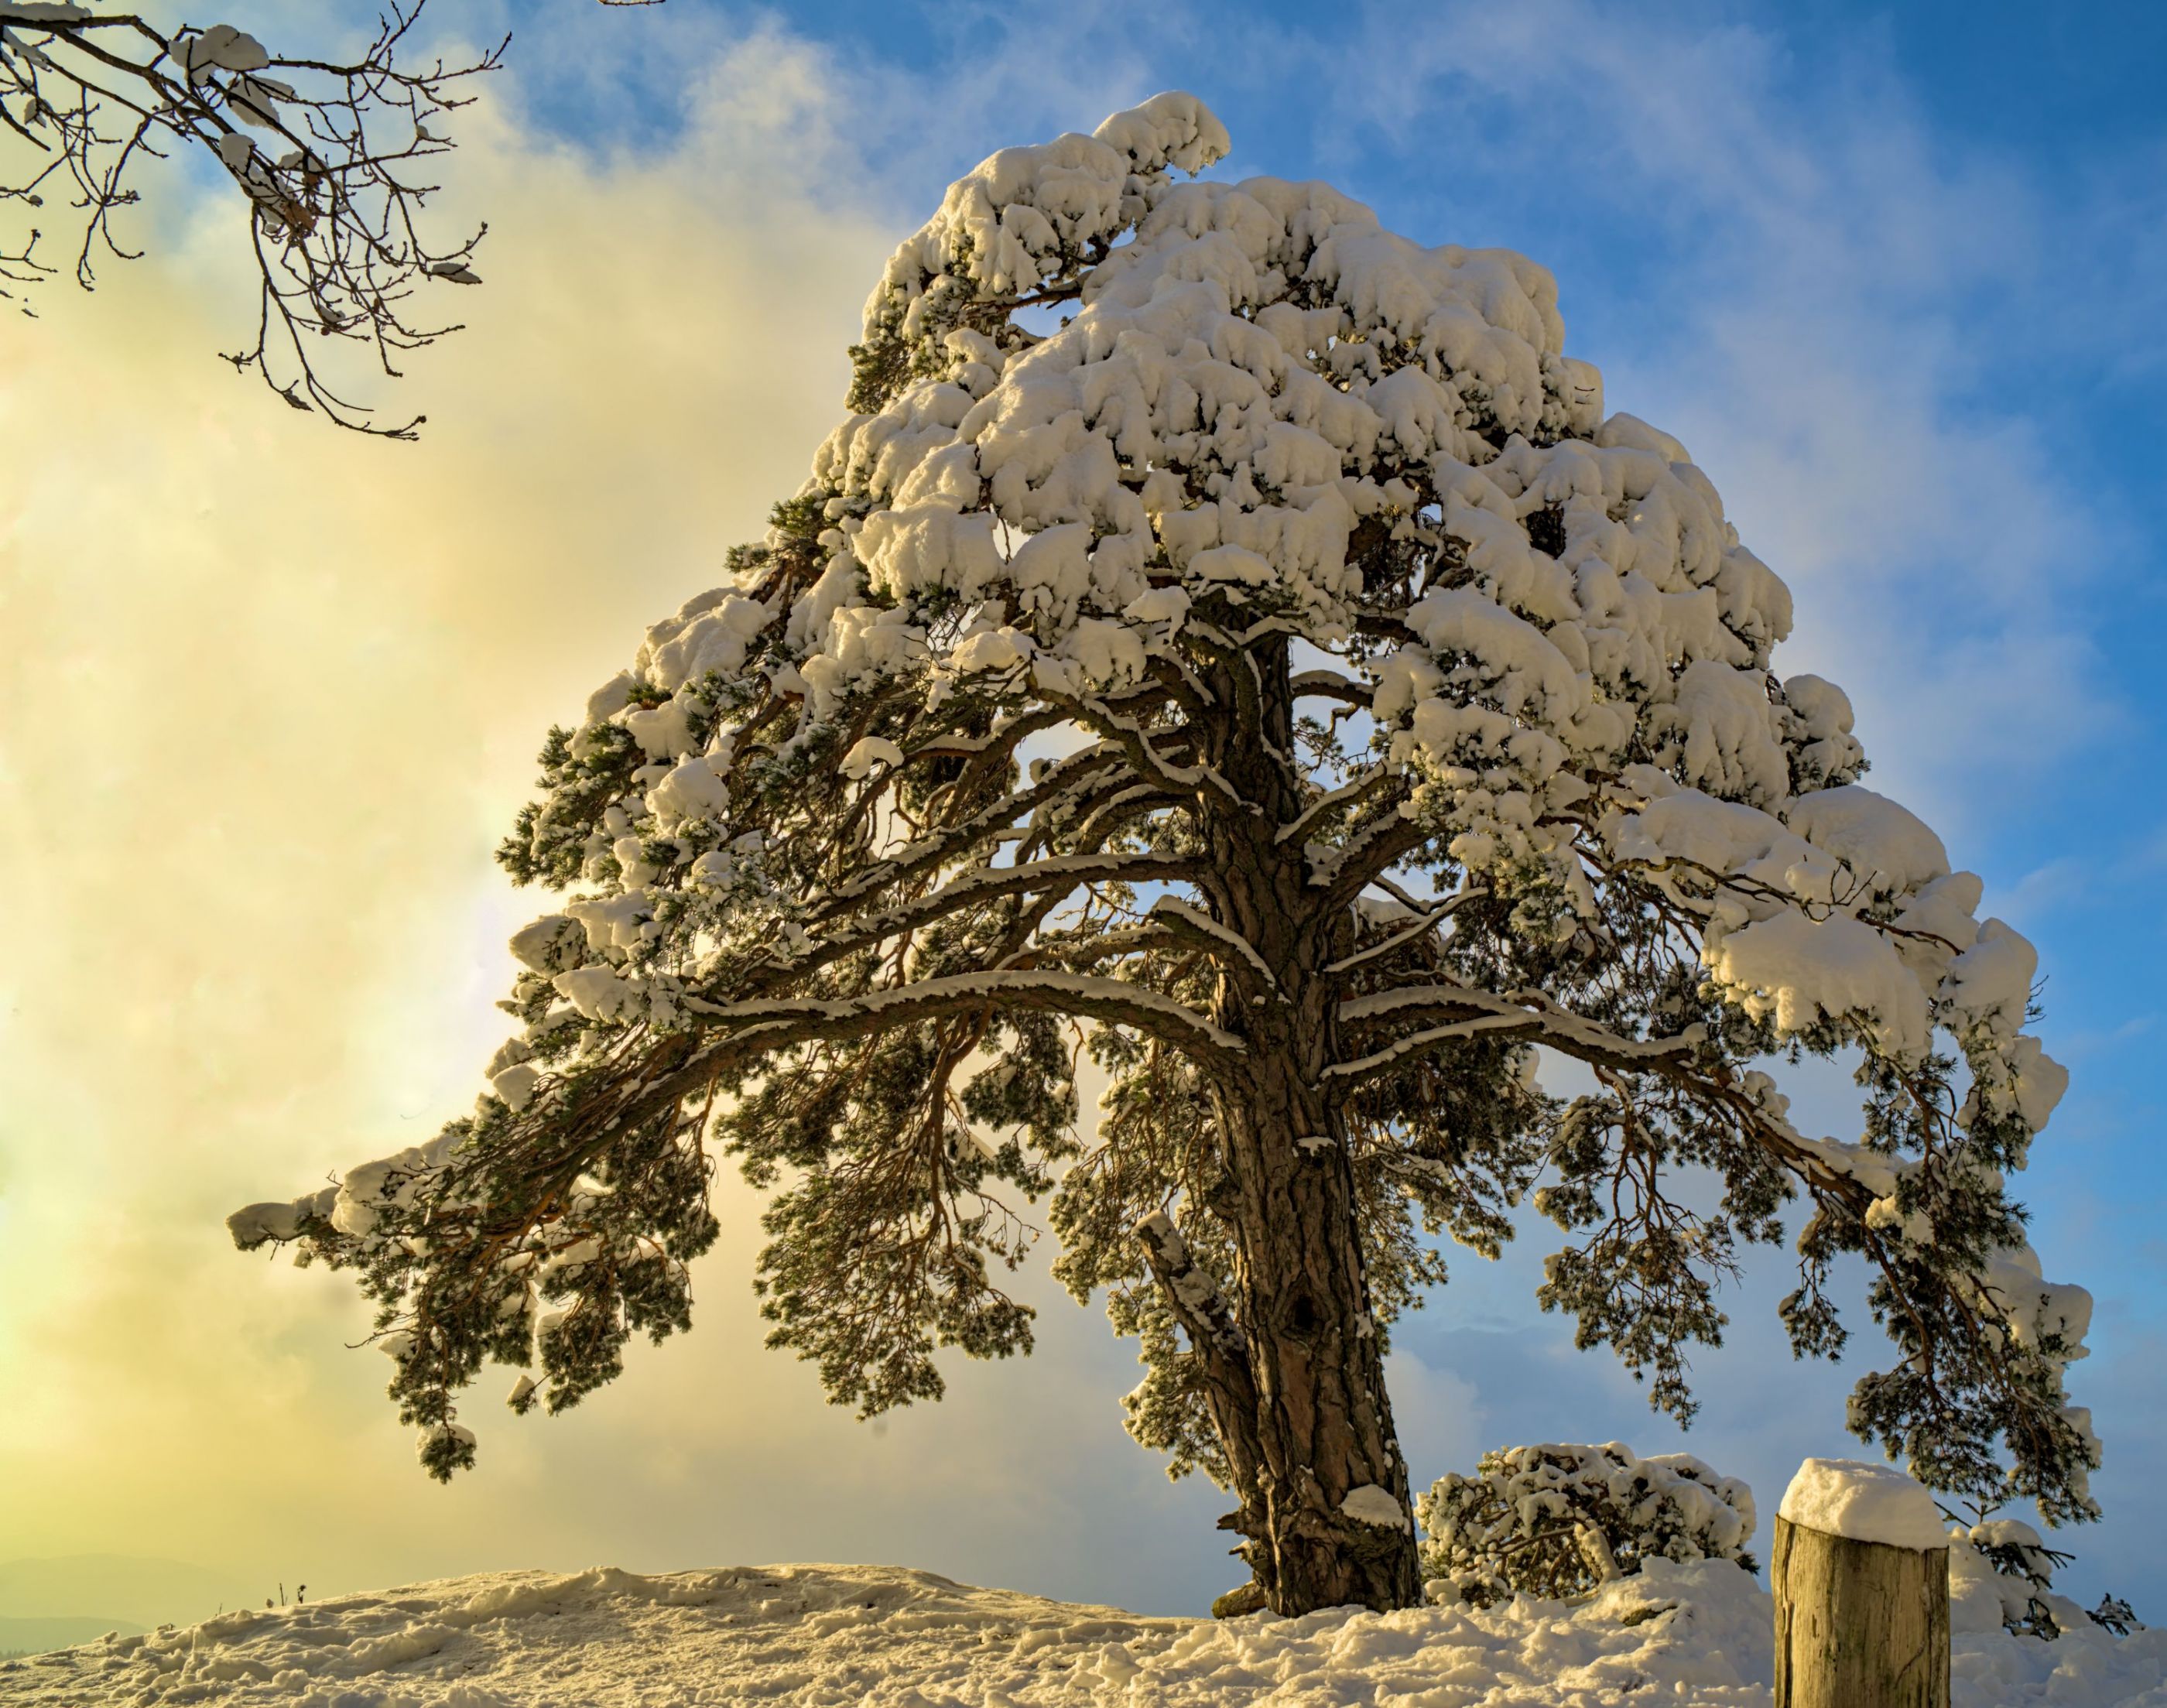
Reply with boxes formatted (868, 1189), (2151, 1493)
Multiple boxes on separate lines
(230, 91), (2097, 1617)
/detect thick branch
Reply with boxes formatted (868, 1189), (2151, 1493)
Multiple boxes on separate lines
(1148, 897), (1277, 989)
(786, 851), (1204, 985)
(1290, 669), (1372, 707)
(1332, 984), (1705, 1083)
(1135, 1210), (1245, 1358)
(1312, 796), (1428, 907)
(1322, 888), (1479, 978)
(1276, 765), (1390, 847)
(689, 969), (1244, 1066)
(1135, 1210), (1270, 1552)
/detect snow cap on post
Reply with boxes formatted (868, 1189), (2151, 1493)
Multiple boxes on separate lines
(1778, 1458), (1950, 1552)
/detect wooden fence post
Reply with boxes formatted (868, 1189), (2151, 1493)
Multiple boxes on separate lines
(1773, 1460), (1951, 1708)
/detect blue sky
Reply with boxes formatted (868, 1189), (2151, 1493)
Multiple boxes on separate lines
(2, 0), (2162, 1627)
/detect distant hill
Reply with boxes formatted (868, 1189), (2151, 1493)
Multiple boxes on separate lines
(0, 1556), (251, 1630)
(0, 1614), (148, 1656)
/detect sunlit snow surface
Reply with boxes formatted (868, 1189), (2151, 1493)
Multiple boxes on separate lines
(4, 1560), (2165, 1706)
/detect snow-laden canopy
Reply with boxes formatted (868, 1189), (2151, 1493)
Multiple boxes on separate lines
(233, 91), (2097, 1566)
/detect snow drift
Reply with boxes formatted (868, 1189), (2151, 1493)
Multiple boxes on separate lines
(3, 1559), (2163, 1706)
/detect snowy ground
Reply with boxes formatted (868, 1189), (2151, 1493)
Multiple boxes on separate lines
(2, 1557), (2163, 1706)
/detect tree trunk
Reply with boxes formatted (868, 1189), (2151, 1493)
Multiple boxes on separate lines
(1138, 635), (1422, 1617)
(1207, 1039), (1422, 1614)
(1772, 1513), (1950, 1708)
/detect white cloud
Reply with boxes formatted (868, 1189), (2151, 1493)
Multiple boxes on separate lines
(1383, 1352), (1486, 1487)
(0, 21), (899, 1591)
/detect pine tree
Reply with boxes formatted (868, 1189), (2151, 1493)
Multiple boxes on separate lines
(230, 91), (2097, 1616)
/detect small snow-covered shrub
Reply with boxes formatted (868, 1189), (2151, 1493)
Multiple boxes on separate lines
(1416, 1443), (1757, 1607)
(2090, 1594), (2144, 1637)
(1948, 1512), (2145, 1640)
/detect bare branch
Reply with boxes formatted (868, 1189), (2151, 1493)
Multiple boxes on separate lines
(0, 1), (506, 436)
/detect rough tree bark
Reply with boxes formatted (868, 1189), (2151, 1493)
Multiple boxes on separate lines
(1208, 1038), (1422, 1612)
(1137, 637), (1424, 1616)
